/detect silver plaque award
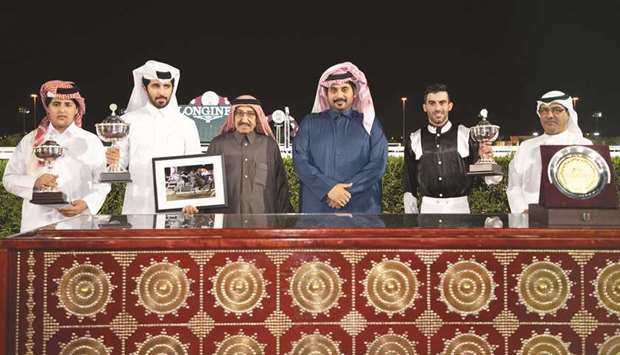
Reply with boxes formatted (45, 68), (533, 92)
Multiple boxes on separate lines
(96, 104), (132, 182)
(547, 145), (610, 200)
(467, 108), (503, 176)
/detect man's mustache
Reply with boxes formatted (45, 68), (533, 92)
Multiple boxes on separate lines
(333, 99), (347, 103)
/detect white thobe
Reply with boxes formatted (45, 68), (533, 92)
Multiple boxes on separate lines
(2, 123), (110, 232)
(506, 130), (592, 213)
(118, 103), (202, 214)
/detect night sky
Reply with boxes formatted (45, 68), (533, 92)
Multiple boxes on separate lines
(1, 2), (619, 141)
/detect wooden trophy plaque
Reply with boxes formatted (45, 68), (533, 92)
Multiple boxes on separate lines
(529, 144), (620, 226)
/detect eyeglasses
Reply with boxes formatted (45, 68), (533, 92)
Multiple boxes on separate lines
(235, 110), (257, 119)
(538, 106), (566, 115)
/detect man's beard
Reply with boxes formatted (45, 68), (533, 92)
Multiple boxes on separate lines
(150, 95), (170, 108)
(430, 112), (447, 126)
(331, 99), (350, 111)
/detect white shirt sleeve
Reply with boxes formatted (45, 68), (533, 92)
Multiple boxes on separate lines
(116, 135), (130, 170)
(185, 120), (202, 154)
(116, 115), (132, 169)
(484, 175), (503, 185)
(403, 192), (419, 214)
(80, 139), (111, 214)
(457, 125), (471, 158)
(2, 134), (37, 200)
(506, 150), (528, 213)
(410, 130), (422, 159)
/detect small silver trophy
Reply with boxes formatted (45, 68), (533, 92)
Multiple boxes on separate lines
(467, 108), (503, 176)
(31, 139), (69, 206)
(96, 104), (132, 182)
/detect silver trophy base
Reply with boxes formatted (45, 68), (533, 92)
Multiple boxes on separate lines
(31, 191), (69, 207)
(466, 163), (503, 176)
(100, 171), (132, 183)
(98, 215), (132, 229)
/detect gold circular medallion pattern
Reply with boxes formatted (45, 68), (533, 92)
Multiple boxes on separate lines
(595, 263), (620, 314)
(367, 334), (416, 355)
(136, 335), (186, 355)
(137, 262), (190, 315)
(290, 261), (342, 314)
(58, 264), (112, 317)
(291, 334), (340, 355)
(365, 260), (418, 315)
(599, 335), (620, 355)
(442, 334), (493, 355)
(556, 155), (599, 194)
(519, 334), (569, 355)
(214, 261), (265, 313)
(60, 337), (110, 355)
(518, 261), (570, 314)
(439, 260), (495, 315)
(216, 335), (264, 355)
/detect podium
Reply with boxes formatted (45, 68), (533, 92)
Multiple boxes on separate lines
(1, 214), (619, 354)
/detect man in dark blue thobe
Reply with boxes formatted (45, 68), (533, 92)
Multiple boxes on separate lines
(293, 62), (388, 213)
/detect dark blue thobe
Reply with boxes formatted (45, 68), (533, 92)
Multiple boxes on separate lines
(293, 109), (388, 213)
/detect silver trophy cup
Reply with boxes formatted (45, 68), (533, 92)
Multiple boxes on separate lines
(96, 104), (132, 182)
(467, 109), (503, 176)
(31, 140), (70, 205)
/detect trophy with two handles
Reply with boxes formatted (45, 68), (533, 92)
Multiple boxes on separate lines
(95, 104), (132, 182)
(467, 108), (502, 176)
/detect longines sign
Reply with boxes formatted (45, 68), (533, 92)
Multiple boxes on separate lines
(179, 91), (230, 142)
(180, 105), (231, 124)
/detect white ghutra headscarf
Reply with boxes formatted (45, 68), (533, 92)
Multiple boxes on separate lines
(126, 60), (181, 113)
(536, 90), (583, 137)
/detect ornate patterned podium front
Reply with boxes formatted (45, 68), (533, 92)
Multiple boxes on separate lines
(1, 213), (620, 354)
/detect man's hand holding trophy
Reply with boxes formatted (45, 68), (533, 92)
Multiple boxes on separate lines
(467, 108), (503, 176)
(96, 104), (132, 183)
(31, 138), (70, 206)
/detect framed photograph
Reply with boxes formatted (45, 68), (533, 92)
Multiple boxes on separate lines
(152, 154), (227, 212)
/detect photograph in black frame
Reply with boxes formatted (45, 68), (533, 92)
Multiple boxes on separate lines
(152, 154), (227, 212)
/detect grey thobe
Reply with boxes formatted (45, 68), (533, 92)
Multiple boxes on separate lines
(205, 131), (293, 213)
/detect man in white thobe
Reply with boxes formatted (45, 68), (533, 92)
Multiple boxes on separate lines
(3, 80), (110, 232)
(507, 90), (592, 213)
(107, 60), (202, 214)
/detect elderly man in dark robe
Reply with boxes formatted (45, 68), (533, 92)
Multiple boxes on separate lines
(184, 95), (292, 214)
